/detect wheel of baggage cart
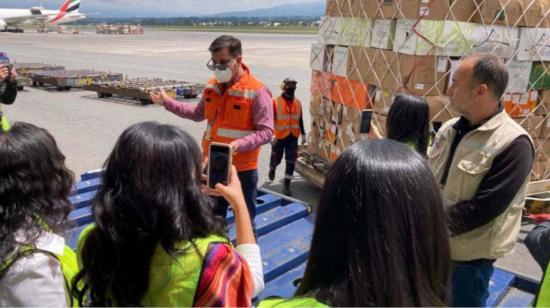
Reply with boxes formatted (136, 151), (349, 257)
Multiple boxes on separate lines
(17, 85), (24, 91)
(183, 94), (199, 99)
(97, 92), (113, 98)
(64, 86), (71, 91)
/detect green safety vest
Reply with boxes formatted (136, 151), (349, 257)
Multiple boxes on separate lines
(1, 108), (9, 131)
(0, 243), (79, 307)
(536, 264), (550, 307)
(77, 225), (229, 306)
(258, 296), (328, 307)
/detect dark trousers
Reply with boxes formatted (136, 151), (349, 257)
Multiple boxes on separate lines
(214, 169), (258, 225)
(451, 260), (495, 307)
(270, 135), (299, 183)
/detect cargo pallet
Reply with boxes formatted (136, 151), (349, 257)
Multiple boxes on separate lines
(65, 169), (539, 306)
(31, 70), (123, 91)
(84, 81), (203, 106)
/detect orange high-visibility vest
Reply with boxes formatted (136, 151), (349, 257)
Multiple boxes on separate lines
(274, 96), (302, 139)
(202, 65), (265, 172)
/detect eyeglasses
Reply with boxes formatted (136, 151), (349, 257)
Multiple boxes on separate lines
(206, 58), (235, 71)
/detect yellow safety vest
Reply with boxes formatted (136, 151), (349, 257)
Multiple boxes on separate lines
(77, 225), (229, 306)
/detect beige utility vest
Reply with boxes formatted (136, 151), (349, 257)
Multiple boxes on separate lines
(428, 112), (532, 261)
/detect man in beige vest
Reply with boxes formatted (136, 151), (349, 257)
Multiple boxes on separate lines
(428, 54), (534, 307)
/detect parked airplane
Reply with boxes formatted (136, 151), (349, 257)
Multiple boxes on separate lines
(0, 0), (85, 32)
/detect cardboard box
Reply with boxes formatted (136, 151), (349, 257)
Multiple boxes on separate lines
(533, 138), (550, 162)
(531, 160), (550, 181)
(319, 17), (344, 45)
(517, 28), (550, 61)
(393, 19), (445, 55)
(536, 90), (550, 116)
(370, 19), (397, 50)
(437, 21), (479, 57)
(331, 75), (375, 109)
(399, 54), (449, 96)
(506, 60), (533, 93)
(449, 0), (477, 22)
(331, 46), (371, 82)
(365, 48), (401, 91)
(514, 115), (544, 138)
(339, 17), (372, 46)
(474, 0), (550, 27)
(326, 0), (339, 17)
(336, 121), (359, 150)
(310, 43), (330, 72)
(470, 24), (519, 59)
(373, 89), (395, 115)
(311, 70), (333, 98)
(310, 95), (323, 117)
(426, 96), (457, 123)
(503, 91), (538, 117)
(341, 104), (362, 134)
(529, 62), (550, 90)
(372, 112), (387, 137)
(539, 116), (550, 138)
(402, 0), (450, 20)
(322, 98), (335, 122)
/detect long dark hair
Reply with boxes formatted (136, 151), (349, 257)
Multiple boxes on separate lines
(72, 122), (226, 306)
(387, 94), (430, 156)
(0, 122), (74, 276)
(296, 140), (450, 306)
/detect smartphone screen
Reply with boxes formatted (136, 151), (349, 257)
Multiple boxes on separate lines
(359, 109), (373, 134)
(208, 144), (231, 189)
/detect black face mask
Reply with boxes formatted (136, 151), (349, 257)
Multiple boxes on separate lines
(284, 87), (296, 98)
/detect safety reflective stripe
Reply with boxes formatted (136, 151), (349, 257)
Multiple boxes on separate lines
(205, 83), (221, 95)
(217, 128), (255, 139)
(275, 125), (301, 130)
(228, 89), (256, 99)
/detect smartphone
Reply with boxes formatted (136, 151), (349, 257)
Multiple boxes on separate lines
(359, 109), (373, 134)
(207, 142), (233, 189)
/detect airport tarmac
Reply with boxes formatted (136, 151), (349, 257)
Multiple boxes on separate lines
(0, 29), (543, 281)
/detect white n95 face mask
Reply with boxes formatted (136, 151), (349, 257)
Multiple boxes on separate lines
(214, 67), (233, 83)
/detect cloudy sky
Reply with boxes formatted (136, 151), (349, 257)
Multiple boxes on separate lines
(0, 0), (320, 17)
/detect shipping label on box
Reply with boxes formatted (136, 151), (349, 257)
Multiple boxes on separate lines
(331, 46), (350, 78)
(471, 25), (519, 59)
(517, 28), (550, 62)
(319, 17), (344, 45)
(393, 19), (445, 55)
(310, 43), (326, 72)
(339, 17), (372, 47)
(371, 19), (397, 50)
(507, 60), (533, 93)
(438, 21), (478, 57)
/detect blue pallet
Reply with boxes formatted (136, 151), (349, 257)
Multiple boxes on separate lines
(67, 206), (93, 226)
(486, 269), (516, 307)
(228, 202), (308, 240)
(226, 193), (283, 225)
(73, 178), (101, 195)
(258, 218), (314, 283)
(69, 191), (96, 209)
(80, 169), (103, 181)
(256, 262), (307, 302)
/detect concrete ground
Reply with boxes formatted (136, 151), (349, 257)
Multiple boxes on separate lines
(1, 30), (543, 282)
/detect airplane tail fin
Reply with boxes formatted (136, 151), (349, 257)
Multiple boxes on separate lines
(50, 0), (80, 23)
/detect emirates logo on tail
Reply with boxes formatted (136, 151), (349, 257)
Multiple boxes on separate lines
(50, 0), (80, 23)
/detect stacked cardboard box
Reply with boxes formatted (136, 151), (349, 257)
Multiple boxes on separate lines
(310, 0), (550, 180)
